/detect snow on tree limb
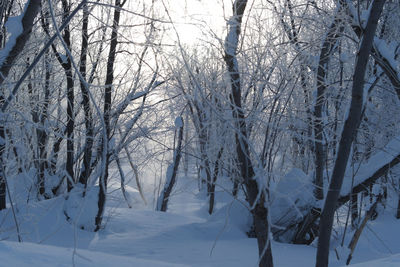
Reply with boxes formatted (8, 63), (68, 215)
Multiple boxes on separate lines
(337, 137), (400, 206)
(343, 0), (400, 95)
(1, 1), (88, 113)
(316, 1), (386, 265)
(0, 0), (41, 87)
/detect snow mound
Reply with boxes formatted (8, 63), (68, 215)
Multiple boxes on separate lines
(270, 168), (315, 231)
(0, 241), (185, 267)
(347, 254), (400, 267)
(63, 185), (99, 231)
(208, 199), (252, 234)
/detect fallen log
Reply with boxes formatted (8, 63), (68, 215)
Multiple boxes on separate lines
(346, 195), (382, 265)
(290, 151), (400, 244)
(337, 153), (400, 207)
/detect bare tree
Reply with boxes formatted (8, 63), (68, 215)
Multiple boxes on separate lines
(316, 1), (386, 266)
(95, 0), (125, 231)
(0, 0), (41, 209)
(77, 2), (93, 187)
(224, 1), (273, 266)
(294, 3), (345, 244)
(157, 117), (184, 212)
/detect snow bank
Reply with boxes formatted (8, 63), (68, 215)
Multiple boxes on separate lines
(340, 136), (400, 197)
(63, 185), (99, 231)
(0, 240), (184, 267)
(270, 168), (315, 231)
(347, 254), (400, 267)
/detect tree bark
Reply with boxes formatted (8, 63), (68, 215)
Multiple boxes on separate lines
(158, 117), (184, 212)
(337, 152), (400, 207)
(397, 178), (400, 218)
(27, 53), (50, 197)
(60, 0), (75, 192)
(350, 190), (358, 228)
(0, 0), (41, 209)
(186, 101), (212, 193)
(95, 0), (124, 231)
(78, 3), (94, 187)
(346, 195), (382, 265)
(42, 1), (75, 192)
(224, 1), (273, 266)
(314, 5), (344, 202)
(288, 150), (400, 244)
(293, 7), (345, 244)
(316, 2), (385, 266)
(342, 0), (400, 99)
(208, 146), (223, 215)
(280, 0), (314, 173)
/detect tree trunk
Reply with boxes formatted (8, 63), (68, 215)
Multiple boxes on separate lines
(65, 68), (74, 191)
(314, 5), (344, 201)
(38, 50), (51, 197)
(78, 3), (94, 187)
(346, 195), (382, 265)
(350, 190), (358, 228)
(397, 177), (400, 219)
(42, 1), (75, 191)
(60, 1), (75, 192)
(294, 7), (345, 243)
(343, 1), (400, 98)
(209, 146), (223, 215)
(282, 0), (314, 174)
(316, 2), (385, 266)
(185, 101), (212, 193)
(95, 0), (123, 231)
(224, 1), (273, 266)
(397, 181), (400, 219)
(337, 152), (400, 208)
(0, 0), (41, 209)
(157, 117), (184, 212)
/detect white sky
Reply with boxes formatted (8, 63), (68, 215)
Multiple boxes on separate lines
(164, 0), (232, 45)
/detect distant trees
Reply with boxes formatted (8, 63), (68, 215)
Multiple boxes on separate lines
(1, 0), (400, 266)
(169, 0), (400, 266)
(0, 0), (164, 229)
(255, 0), (400, 247)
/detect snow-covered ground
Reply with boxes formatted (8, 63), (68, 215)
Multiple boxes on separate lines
(0, 172), (400, 266)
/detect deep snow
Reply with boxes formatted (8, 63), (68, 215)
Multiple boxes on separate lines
(0, 169), (400, 266)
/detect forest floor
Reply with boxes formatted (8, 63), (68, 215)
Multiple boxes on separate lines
(0, 170), (400, 266)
